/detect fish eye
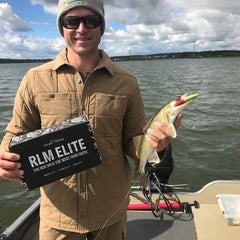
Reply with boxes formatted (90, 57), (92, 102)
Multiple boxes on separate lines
(175, 96), (181, 101)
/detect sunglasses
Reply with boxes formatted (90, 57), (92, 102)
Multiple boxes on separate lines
(61, 15), (101, 30)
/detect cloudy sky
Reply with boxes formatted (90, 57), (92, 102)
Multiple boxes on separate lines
(0, 0), (240, 59)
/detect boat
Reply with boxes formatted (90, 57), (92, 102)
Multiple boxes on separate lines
(1, 180), (240, 240)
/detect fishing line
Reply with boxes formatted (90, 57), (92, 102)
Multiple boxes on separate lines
(93, 174), (142, 240)
(94, 164), (189, 239)
(143, 172), (194, 221)
(93, 162), (185, 239)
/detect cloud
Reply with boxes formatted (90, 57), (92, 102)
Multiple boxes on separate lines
(30, 21), (49, 26)
(31, 0), (58, 14)
(1, 0), (240, 58)
(0, 3), (32, 32)
(0, 32), (66, 59)
(105, 0), (168, 25)
(167, 0), (240, 12)
(103, 0), (240, 55)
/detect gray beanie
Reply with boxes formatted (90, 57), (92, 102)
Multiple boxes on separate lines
(57, 0), (105, 36)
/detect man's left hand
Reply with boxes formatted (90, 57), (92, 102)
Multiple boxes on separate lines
(145, 113), (182, 152)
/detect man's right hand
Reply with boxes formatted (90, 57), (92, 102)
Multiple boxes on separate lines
(0, 150), (23, 184)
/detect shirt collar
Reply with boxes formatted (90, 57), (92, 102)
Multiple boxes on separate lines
(52, 48), (114, 77)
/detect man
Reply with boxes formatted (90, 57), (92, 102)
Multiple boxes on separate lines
(0, 0), (181, 239)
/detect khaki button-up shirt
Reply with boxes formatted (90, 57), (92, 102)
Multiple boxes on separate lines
(0, 48), (145, 233)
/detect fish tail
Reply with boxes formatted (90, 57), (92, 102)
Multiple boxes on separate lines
(133, 170), (149, 190)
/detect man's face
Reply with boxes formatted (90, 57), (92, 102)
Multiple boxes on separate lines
(62, 8), (102, 57)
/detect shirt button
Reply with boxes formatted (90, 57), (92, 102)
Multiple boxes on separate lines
(77, 79), (81, 84)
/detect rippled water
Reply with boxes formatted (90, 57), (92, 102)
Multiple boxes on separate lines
(118, 58), (240, 190)
(0, 58), (240, 232)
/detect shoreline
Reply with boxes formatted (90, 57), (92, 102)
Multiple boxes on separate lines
(0, 50), (240, 63)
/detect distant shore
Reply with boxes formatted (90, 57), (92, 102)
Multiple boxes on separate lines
(111, 50), (240, 61)
(0, 50), (240, 63)
(0, 58), (52, 64)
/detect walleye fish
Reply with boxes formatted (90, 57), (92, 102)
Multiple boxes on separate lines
(133, 93), (198, 189)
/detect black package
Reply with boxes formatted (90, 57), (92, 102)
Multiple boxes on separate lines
(9, 116), (102, 190)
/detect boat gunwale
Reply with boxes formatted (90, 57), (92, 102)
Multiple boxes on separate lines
(175, 180), (240, 196)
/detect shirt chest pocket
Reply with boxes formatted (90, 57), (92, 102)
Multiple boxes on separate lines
(89, 93), (128, 136)
(35, 93), (77, 127)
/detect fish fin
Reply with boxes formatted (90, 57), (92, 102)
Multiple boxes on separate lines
(133, 170), (149, 190)
(148, 150), (160, 164)
(166, 124), (177, 138)
(132, 135), (142, 157)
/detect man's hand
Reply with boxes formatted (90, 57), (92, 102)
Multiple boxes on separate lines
(145, 113), (182, 152)
(0, 150), (23, 184)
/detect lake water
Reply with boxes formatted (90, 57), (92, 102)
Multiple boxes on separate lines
(0, 58), (240, 232)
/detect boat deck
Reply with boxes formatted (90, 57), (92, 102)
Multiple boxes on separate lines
(128, 180), (240, 240)
(1, 180), (240, 240)
(127, 211), (197, 240)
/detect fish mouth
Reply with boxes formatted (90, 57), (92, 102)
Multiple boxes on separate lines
(175, 93), (198, 107)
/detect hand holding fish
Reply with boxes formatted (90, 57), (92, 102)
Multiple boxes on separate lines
(133, 93), (198, 189)
(146, 113), (182, 152)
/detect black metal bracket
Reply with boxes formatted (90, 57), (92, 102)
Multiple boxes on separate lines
(182, 201), (200, 214)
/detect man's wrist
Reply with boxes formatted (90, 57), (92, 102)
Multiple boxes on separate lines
(158, 148), (166, 161)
